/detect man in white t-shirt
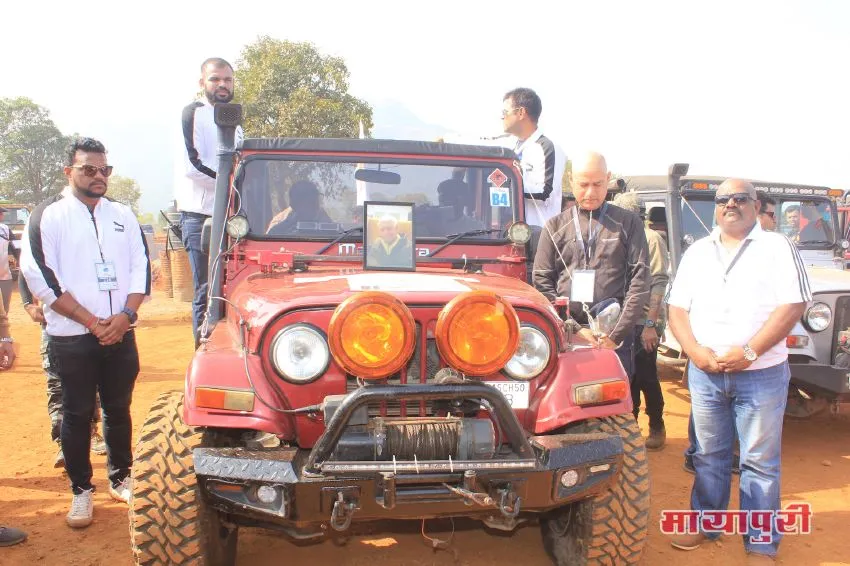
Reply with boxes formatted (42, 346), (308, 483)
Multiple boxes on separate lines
(665, 179), (810, 561)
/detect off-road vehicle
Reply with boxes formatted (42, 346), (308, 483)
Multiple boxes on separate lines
(128, 104), (650, 565)
(623, 165), (850, 417)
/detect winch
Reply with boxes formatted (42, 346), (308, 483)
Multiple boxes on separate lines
(331, 416), (496, 461)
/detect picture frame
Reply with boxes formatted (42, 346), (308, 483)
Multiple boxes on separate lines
(363, 201), (416, 272)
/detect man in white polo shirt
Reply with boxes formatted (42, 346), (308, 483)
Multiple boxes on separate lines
(665, 179), (810, 562)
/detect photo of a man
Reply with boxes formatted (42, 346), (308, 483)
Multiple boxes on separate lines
(364, 203), (415, 270)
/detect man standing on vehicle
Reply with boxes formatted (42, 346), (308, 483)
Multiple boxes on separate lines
(534, 151), (650, 377)
(175, 57), (241, 349)
(666, 179), (810, 561)
(20, 137), (151, 529)
(501, 88), (566, 229)
(612, 192), (668, 449)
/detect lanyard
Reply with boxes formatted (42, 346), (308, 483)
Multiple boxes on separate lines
(573, 203), (608, 266)
(715, 239), (752, 281)
(89, 210), (107, 261)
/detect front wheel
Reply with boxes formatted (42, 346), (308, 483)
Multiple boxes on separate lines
(129, 391), (238, 565)
(540, 414), (650, 565)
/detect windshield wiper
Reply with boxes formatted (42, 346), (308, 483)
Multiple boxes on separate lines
(796, 240), (834, 246)
(315, 226), (363, 255)
(428, 229), (504, 258)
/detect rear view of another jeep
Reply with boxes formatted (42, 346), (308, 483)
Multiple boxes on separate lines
(128, 104), (650, 566)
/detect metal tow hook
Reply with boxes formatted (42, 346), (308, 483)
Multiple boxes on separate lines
(442, 484), (495, 507)
(498, 489), (522, 519)
(330, 492), (359, 532)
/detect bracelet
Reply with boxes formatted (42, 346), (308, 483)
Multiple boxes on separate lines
(85, 315), (98, 331)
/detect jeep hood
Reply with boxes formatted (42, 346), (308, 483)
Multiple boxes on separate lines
(229, 268), (559, 332)
(806, 266), (850, 294)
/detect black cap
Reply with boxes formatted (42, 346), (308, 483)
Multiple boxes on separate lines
(648, 207), (666, 223)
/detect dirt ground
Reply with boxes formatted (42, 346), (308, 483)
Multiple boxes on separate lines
(0, 289), (848, 566)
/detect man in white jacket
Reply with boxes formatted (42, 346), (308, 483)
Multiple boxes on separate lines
(175, 57), (241, 348)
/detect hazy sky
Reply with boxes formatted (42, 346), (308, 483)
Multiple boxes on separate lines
(3, 0), (848, 212)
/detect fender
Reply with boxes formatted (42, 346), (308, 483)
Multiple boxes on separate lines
(527, 347), (633, 434)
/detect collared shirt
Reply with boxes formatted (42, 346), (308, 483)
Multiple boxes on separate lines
(174, 98), (243, 216)
(379, 235), (401, 255)
(19, 189), (151, 337)
(533, 203), (650, 344)
(666, 223), (812, 370)
(512, 128), (566, 228)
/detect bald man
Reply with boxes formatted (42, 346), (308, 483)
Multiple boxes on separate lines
(666, 179), (810, 560)
(533, 152), (650, 377)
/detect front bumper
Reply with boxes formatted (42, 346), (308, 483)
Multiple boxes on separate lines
(789, 361), (850, 399)
(193, 383), (624, 533)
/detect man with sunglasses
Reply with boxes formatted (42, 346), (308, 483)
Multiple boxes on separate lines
(757, 190), (777, 231)
(20, 138), (151, 529)
(175, 57), (242, 349)
(666, 179), (810, 563)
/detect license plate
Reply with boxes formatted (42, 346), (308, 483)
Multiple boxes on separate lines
(486, 381), (529, 409)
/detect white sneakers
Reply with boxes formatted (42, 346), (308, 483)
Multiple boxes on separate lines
(109, 477), (132, 504)
(67, 478), (132, 529)
(66, 489), (94, 528)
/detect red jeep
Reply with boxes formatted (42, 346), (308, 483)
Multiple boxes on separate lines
(129, 104), (649, 565)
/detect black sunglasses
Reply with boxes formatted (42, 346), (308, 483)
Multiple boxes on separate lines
(714, 193), (753, 206)
(71, 165), (113, 178)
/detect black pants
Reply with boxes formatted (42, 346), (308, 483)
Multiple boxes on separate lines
(631, 326), (665, 429)
(49, 331), (139, 493)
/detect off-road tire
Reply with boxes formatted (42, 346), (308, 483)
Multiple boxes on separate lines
(129, 391), (238, 565)
(540, 414), (650, 565)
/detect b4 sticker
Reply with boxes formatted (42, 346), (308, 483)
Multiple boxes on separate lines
(489, 186), (511, 207)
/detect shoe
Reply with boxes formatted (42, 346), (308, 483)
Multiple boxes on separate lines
(646, 426), (666, 451)
(0, 526), (27, 547)
(670, 532), (707, 551)
(90, 430), (107, 455)
(109, 477), (132, 504)
(683, 458), (695, 474)
(53, 445), (65, 469)
(746, 552), (776, 563)
(66, 489), (94, 528)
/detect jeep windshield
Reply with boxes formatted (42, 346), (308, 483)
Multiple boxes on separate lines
(236, 158), (519, 243)
(680, 193), (838, 248)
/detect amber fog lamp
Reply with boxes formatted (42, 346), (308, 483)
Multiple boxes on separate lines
(328, 292), (416, 379)
(436, 291), (520, 376)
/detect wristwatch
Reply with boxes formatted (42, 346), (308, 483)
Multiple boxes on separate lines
(645, 319), (656, 328)
(121, 307), (138, 324)
(743, 344), (758, 362)
(0, 337), (13, 343)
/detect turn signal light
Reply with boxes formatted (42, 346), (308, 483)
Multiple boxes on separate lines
(786, 335), (809, 348)
(195, 387), (255, 411)
(574, 380), (628, 406)
(328, 292), (416, 379)
(435, 291), (520, 376)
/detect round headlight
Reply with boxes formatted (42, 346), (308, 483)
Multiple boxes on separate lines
(841, 239), (850, 250)
(226, 214), (250, 239)
(328, 292), (416, 379)
(805, 302), (831, 332)
(436, 291), (520, 376)
(507, 221), (531, 245)
(504, 326), (550, 380)
(270, 324), (329, 383)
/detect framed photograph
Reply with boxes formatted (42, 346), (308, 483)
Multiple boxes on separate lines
(363, 201), (416, 272)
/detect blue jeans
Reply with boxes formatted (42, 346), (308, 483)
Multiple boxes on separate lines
(180, 212), (209, 348)
(687, 361), (790, 556)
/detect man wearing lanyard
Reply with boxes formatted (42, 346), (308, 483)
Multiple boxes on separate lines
(533, 151), (650, 377)
(665, 179), (810, 562)
(20, 138), (151, 529)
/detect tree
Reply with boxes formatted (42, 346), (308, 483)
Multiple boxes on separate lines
(107, 175), (142, 214)
(0, 97), (69, 206)
(235, 37), (373, 139)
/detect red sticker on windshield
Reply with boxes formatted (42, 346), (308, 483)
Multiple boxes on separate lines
(488, 169), (507, 188)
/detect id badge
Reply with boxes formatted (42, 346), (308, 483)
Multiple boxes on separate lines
(571, 269), (596, 304)
(95, 261), (119, 291)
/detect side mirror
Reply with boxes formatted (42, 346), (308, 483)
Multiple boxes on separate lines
(201, 217), (213, 253)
